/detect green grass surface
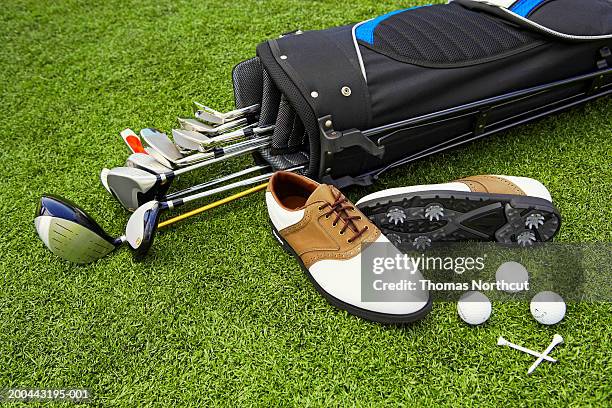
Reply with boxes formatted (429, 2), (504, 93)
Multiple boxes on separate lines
(1, 0), (611, 406)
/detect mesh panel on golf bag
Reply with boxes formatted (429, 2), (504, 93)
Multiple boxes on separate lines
(231, 55), (311, 173)
(259, 69), (281, 127)
(257, 148), (310, 170)
(233, 57), (264, 108)
(369, 3), (541, 66)
(271, 94), (306, 154)
(256, 45), (320, 176)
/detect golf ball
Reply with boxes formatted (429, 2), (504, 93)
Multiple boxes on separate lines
(495, 261), (529, 293)
(530, 291), (566, 325)
(457, 291), (492, 325)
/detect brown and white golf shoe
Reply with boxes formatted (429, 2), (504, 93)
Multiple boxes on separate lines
(356, 175), (561, 248)
(266, 171), (431, 324)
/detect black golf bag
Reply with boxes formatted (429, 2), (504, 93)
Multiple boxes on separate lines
(231, 0), (612, 187)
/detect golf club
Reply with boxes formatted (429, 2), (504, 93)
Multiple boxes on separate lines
(171, 125), (274, 152)
(120, 128), (148, 154)
(145, 146), (175, 169)
(141, 128), (225, 167)
(102, 136), (271, 211)
(126, 153), (172, 174)
(141, 128), (270, 168)
(141, 128), (197, 167)
(35, 167), (303, 263)
(34, 185), (265, 264)
(100, 169), (111, 194)
(192, 102), (260, 125)
(178, 117), (248, 135)
(104, 161), (269, 201)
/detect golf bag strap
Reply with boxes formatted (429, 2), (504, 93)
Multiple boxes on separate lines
(453, 0), (612, 41)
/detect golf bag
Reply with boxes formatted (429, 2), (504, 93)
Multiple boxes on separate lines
(232, 0), (612, 187)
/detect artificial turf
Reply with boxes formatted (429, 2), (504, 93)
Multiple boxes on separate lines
(1, 0), (611, 406)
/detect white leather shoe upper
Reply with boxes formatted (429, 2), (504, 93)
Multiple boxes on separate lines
(266, 191), (305, 231)
(308, 234), (430, 316)
(498, 176), (552, 202)
(266, 172), (430, 318)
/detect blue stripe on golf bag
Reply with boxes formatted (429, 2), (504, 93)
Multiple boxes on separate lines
(355, 6), (428, 45)
(510, 0), (547, 17)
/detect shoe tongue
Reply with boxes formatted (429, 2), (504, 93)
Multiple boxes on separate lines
(305, 184), (339, 206)
(305, 184), (373, 237)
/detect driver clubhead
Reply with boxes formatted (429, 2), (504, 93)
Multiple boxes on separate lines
(125, 200), (163, 259)
(106, 166), (169, 212)
(35, 195), (123, 264)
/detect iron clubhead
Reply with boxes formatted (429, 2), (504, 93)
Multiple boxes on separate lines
(140, 128), (184, 164)
(106, 167), (170, 212)
(120, 128), (147, 154)
(171, 129), (211, 151)
(178, 117), (247, 135)
(126, 153), (172, 174)
(125, 200), (163, 259)
(145, 147), (175, 169)
(192, 102), (225, 125)
(178, 118), (218, 133)
(35, 195), (124, 264)
(192, 102), (260, 125)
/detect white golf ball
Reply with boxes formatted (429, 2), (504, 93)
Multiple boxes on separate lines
(495, 261), (529, 293)
(530, 291), (566, 325)
(457, 291), (492, 325)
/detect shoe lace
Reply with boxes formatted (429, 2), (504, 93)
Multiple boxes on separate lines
(319, 191), (368, 243)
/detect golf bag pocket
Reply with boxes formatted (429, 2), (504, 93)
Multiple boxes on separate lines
(232, 0), (612, 186)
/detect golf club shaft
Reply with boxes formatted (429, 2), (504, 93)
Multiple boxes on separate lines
(165, 165), (270, 200)
(172, 137), (270, 172)
(158, 165), (304, 228)
(158, 183), (268, 229)
(209, 124), (274, 145)
(174, 129), (274, 165)
(167, 165), (305, 208)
